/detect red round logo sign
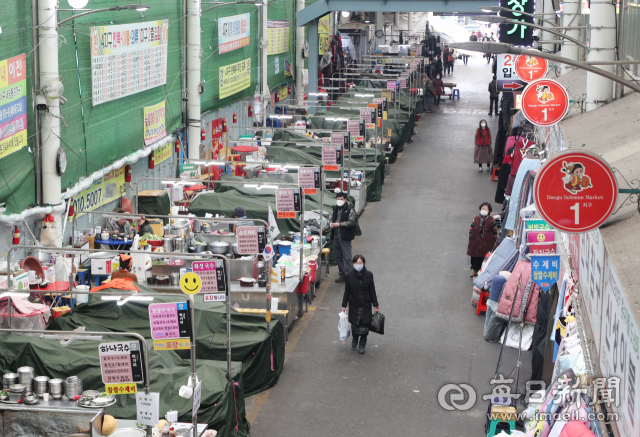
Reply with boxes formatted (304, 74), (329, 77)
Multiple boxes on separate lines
(515, 55), (548, 82)
(521, 79), (569, 126)
(533, 150), (618, 233)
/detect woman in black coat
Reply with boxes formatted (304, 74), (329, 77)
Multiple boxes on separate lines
(341, 254), (380, 354)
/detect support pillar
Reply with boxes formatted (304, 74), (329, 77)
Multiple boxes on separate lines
(186, 0), (201, 158)
(407, 12), (413, 43)
(586, 0), (616, 111)
(296, 0), (306, 105)
(560, 0), (580, 75)
(308, 19), (319, 115)
(541, 0), (557, 53)
(261, 0), (269, 125)
(375, 12), (384, 51)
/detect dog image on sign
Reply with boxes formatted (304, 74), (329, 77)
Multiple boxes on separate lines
(561, 161), (592, 194)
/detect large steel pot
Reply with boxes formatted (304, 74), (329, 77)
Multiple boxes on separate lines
(231, 243), (239, 255)
(163, 236), (174, 252)
(209, 241), (230, 254)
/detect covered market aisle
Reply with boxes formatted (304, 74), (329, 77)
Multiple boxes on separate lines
(248, 57), (532, 436)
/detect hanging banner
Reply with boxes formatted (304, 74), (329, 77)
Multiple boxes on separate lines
(143, 100), (167, 146)
(527, 230), (556, 255)
(319, 15), (331, 54)
(530, 255), (560, 291)
(0, 53), (27, 160)
(211, 118), (226, 162)
(284, 58), (294, 77)
(218, 13), (250, 54)
(152, 142), (172, 166)
(219, 58), (252, 99)
(274, 56), (280, 75)
(90, 20), (169, 105)
(267, 204), (280, 240)
(71, 166), (126, 220)
(279, 85), (288, 101)
(267, 20), (289, 55)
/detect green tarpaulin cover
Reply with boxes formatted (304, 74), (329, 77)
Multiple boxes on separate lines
(138, 192), (172, 225)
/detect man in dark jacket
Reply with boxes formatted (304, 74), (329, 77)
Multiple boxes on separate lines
(330, 191), (356, 283)
(469, 32), (478, 41)
(488, 76), (500, 116)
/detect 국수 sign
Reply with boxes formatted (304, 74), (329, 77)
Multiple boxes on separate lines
(521, 79), (569, 126)
(99, 341), (144, 385)
(527, 230), (556, 254)
(275, 188), (301, 218)
(0, 54), (27, 160)
(90, 20), (169, 105)
(218, 13), (250, 54)
(525, 218), (552, 231)
(236, 226), (267, 254)
(219, 58), (252, 99)
(192, 260), (227, 292)
(530, 255), (560, 291)
(514, 55), (548, 82)
(148, 302), (192, 341)
(298, 167), (320, 195)
(71, 166), (126, 220)
(322, 145), (341, 171)
(498, 0), (534, 46)
(267, 20), (289, 55)
(533, 150), (618, 233)
(143, 100), (166, 146)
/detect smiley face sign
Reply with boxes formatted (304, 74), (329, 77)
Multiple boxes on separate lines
(181, 273), (203, 295)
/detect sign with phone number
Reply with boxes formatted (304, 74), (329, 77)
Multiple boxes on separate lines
(70, 166), (126, 221)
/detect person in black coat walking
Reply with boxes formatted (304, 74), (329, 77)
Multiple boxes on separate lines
(342, 254), (380, 354)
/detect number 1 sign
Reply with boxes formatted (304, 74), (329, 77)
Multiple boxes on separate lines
(521, 79), (569, 126)
(533, 150), (618, 233)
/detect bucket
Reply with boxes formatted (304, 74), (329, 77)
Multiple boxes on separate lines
(270, 297), (280, 312)
(297, 272), (310, 295)
(308, 260), (318, 283)
(278, 242), (291, 258)
(415, 114), (421, 122)
(74, 285), (90, 304)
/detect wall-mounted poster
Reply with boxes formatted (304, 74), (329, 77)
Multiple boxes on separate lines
(267, 20), (289, 55)
(90, 20), (169, 105)
(218, 13), (250, 54)
(219, 58), (251, 99)
(0, 53), (27, 159)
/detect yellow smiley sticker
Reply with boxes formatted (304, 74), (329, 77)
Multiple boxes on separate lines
(181, 273), (202, 295)
(537, 233), (546, 242)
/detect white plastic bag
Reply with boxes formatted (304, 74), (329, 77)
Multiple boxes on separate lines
(338, 312), (351, 341)
(500, 323), (534, 350)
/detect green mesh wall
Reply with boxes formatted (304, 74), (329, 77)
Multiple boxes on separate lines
(0, 0), (298, 215)
(0, 1), (36, 214)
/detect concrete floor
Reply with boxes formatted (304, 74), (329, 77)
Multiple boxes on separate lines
(248, 56), (531, 436)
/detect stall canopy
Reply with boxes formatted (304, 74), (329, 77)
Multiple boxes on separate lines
(47, 290), (285, 397)
(0, 333), (249, 437)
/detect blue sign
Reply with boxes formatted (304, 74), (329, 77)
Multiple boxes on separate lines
(531, 255), (560, 291)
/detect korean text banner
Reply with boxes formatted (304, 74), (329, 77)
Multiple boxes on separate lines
(71, 166), (126, 220)
(319, 15), (330, 54)
(267, 20), (290, 55)
(219, 58), (251, 99)
(90, 20), (169, 105)
(143, 100), (167, 146)
(218, 13), (251, 54)
(0, 54), (27, 160)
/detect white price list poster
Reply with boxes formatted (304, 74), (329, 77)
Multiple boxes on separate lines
(90, 20), (169, 106)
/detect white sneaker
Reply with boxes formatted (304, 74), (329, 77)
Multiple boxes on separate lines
(478, 167), (483, 172)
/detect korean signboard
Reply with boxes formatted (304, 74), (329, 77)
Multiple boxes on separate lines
(99, 341), (144, 387)
(71, 166), (126, 220)
(192, 260), (227, 292)
(90, 20), (169, 105)
(143, 100), (166, 146)
(275, 188), (301, 218)
(527, 230), (556, 254)
(152, 142), (172, 166)
(319, 15), (331, 54)
(218, 13), (250, 54)
(267, 20), (289, 55)
(0, 54), (27, 160)
(298, 167), (320, 195)
(236, 226), (267, 254)
(219, 58), (252, 99)
(497, 54), (527, 92)
(322, 145), (341, 171)
(149, 302), (192, 351)
(530, 255), (560, 291)
(498, 0), (534, 46)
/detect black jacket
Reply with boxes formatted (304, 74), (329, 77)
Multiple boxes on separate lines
(330, 203), (355, 241)
(342, 267), (379, 326)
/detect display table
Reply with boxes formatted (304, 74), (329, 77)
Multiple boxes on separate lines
(38, 281), (70, 292)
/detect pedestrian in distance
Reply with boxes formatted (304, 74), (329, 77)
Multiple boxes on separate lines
(342, 254), (380, 354)
(433, 73), (444, 107)
(434, 54), (443, 79)
(331, 191), (356, 283)
(467, 203), (498, 277)
(462, 53), (470, 65)
(424, 75), (435, 112)
(488, 76), (500, 116)
(469, 31), (478, 42)
(447, 48), (456, 75)
(474, 119), (493, 172)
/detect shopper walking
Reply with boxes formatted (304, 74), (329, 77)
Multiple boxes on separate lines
(443, 46), (452, 75)
(467, 203), (498, 277)
(424, 75), (434, 112)
(434, 54), (443, 79)
(488, 76), (500, 115)
(447, 48), (456, 75)
(331, 191), (356, 283)
(433, 74), (444, 107)
(474, 119), (493, 172)
(469, 31), (478, 42)
(342, 254), (379, 354)
(462, 53), (470, 65)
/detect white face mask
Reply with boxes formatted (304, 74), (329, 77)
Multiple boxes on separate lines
(481, 123), (487, 128)
(336, 200), (345, 207)
(354, 264), (364, 272)
(480, 210), (489, 216)
(436, 76), (440, 79)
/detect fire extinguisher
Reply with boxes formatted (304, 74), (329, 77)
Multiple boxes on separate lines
(125, 165), (132, 182)
(233, 112), (237, 123)
(175, 137), (181, 153)
(68, 201), (75, 217)
(275, 92), (280, 103)
(12, 225), (19, 245)
(288, 85), (291, 94)
(149, 152), (155, 169)
(222, 118), (227, 133)
(248, 105), (253, 117)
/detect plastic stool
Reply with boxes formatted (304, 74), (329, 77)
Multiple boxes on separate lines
(491, 166), (500, 182)
(487, 405), (516, 437)
(476, 289), (490, 315)
(76, 268), (90, 286)
(93, 275), (109, 286)
(320, 248), (331, 279)
(452, 89), (460, 100)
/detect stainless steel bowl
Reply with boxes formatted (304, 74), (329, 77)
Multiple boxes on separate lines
(210, 241), (230, 254)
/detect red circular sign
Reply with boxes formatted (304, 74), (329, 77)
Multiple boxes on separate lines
(521, 79), (569, 126)
(534, 150), (618, 233)
(515, 55), (549, 82)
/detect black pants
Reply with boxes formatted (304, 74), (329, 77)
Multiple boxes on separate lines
(470, 256), (484, 271)
(434, 94), (441, 105)
(463, 56), (468, 65)
(489, 97), (499, 115)
(445, 63), (453, 74)
(352, 325), (368, 346)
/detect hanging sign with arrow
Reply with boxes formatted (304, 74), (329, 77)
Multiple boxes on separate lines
(497, 54), (527, 92)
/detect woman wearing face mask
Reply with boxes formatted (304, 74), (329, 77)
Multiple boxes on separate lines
(467, 202), (498, 277)
(342, 254), (379, 354)
(433, 74), (444, 107)
(474, 119), (493, 172)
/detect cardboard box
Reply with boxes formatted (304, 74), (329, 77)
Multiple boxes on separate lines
(11, 271), (29, 290)
(91, 258), (113, 275)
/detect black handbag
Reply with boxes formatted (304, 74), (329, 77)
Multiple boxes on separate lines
(369, 312), (385, 335)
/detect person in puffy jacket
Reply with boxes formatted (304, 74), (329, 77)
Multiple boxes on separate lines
(475, 119), (493, 172)
(467, 202), (498, 277)
(342, 254), (379, 354)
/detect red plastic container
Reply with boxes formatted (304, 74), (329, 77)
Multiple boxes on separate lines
(297, 272), (310, 295)
(308, 260), (317, 283)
